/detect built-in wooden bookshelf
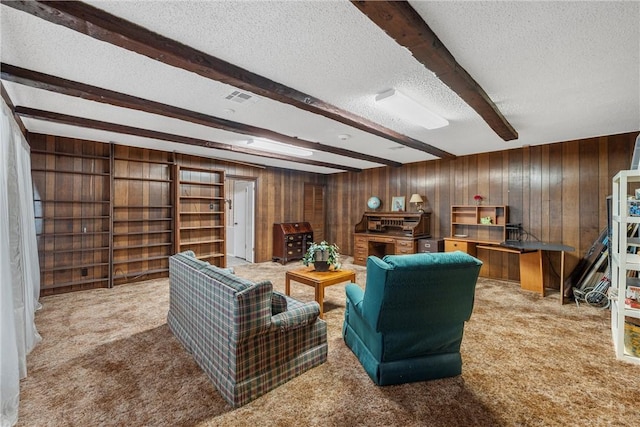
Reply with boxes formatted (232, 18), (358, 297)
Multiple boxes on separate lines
(175, 165), (226, 267)
(30, 137), (112, 295)
(111, 146), (175, 285)
(30, 137), (227, 295)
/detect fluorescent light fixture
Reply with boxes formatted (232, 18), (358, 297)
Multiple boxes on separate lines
(246, 139), (313, 157)
(375, 88), (449, 130)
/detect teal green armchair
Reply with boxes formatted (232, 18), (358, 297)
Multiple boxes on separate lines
(342, 252), (482, 385)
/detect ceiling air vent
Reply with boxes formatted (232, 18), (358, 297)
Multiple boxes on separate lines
(225, 90), (257, 104)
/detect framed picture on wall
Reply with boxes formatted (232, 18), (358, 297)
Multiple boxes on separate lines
(391, 196), (405, 212)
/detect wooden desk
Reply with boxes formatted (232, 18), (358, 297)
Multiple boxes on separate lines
(285, 267), (356, 318)
(353, 211), (431, 266)
(500, 241), (575, 301)
(445, 238), (575, 302)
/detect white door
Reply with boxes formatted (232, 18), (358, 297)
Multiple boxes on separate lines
(231, 180), (255, 262)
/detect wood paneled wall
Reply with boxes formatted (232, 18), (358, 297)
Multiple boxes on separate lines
(250, 168), (326, 261)
(30, 131), (639, 291)
(170, 154), (325, 262)
(29, 134), (327, 275)
(326, 132), (639, 287)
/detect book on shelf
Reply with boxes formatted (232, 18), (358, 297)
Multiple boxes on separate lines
(626, 284), (640, 309)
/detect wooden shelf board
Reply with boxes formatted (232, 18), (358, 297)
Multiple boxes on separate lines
(37, 216), (110, 220)
(444, 237), (504, 245)
(113, 177), (172, 184)
(114, 205), (173, 209)
(41, 262), (110, 272)
(197, 253), (225, 259)
(113, 268), (169, 280)
(179, 196), (224, 200)
(38, 231), (110, 237)
(179, 165), (224, 173)
(113, 243), (173, 250)
(113, 255), (169, 264)
(41, 277), (110, 289)
(112, 230), (172, 237)
(31, 149), (110, 160)
(113, 156), (173, 165)
(112, 218), (172, 223)
(38, 199), (110, 204)
(32, 169), (110, 176)
(38, 247), (110, 254)
(180, 226), (224, 230)
(453, 222), (505, 227)
(180, 239), (224, 246)
(180, 211), (224, 215)
(179, 180), (223, 186)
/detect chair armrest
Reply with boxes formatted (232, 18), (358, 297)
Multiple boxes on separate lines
(345, 283), (365, 316)
(271, 302), (320, 332)
(271, 291), (288, 315)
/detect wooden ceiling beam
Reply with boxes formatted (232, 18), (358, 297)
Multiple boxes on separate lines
(14, 106), (363, 173)
(352, 1), (518, 142)
(2, 0), (455, 159)
(1, 63), (394, 167)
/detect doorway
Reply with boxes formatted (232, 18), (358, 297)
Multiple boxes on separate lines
(226, 178), (255, 264)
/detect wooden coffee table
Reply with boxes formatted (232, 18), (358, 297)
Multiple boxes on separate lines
(285, 267), (356, 319)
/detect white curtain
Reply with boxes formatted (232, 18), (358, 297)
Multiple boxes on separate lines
(1, 100), (41, 427)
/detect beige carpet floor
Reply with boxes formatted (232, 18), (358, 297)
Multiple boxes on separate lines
(16, 257), (640, 426)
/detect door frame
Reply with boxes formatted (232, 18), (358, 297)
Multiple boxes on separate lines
(226, 175), (256, 263)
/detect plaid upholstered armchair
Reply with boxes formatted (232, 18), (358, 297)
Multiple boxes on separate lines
(343, 252), (482, 386)
(168, 251), (327, 407)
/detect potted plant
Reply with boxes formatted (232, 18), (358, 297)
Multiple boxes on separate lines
(302, 241), (341, 271)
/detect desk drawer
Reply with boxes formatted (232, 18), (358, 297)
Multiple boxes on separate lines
(368, 236), (395, 244)
(286, 247), (304, 257)
(395, 240), (416, 254)
(444, 240), (476, 256)
(354, 236), (368, 250)
(354, 249), (368, 266)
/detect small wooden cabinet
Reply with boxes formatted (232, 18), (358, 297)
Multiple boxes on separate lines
(418, 238), (444, 253)
(353, 212), (431, 266)
(272, 222), (314, 264)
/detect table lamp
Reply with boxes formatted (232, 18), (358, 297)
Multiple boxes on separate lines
(409, 193), (424, 213)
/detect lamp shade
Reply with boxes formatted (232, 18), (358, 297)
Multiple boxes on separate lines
(409, 194), (423, 204)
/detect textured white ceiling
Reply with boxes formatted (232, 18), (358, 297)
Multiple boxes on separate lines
(1, 1), (639, 174)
